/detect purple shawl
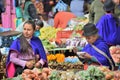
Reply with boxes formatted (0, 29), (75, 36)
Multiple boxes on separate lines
(96, 14), (120, 45)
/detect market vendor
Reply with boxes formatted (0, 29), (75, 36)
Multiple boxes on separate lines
(77, 23), (115, 70)
(6, 20), (48, 78)
(96, 0), (120, 46)
(54, 11), (76, 29)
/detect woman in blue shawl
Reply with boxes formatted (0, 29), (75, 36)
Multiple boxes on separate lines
(6, 20), (48, 78)
(74, 23), (115, 70)
(96, 0), (120, 46)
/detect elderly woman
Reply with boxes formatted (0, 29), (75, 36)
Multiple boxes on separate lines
(6, 20), (47, 78)
(78, 23), (115, 70)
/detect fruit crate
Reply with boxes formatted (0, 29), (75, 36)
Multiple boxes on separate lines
(56, 30), (83, 39)
(56, 30), (73, 39)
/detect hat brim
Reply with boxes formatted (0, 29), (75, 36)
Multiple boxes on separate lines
(83, 29), (98, 37)
(103, 6), (114, 11)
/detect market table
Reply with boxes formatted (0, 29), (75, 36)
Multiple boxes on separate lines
(0, 30), (21, 36)
(0, 30), (21, 47)
(48, 47), (74, 54)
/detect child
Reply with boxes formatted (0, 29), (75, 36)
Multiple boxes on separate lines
(34, 19), (44, 37)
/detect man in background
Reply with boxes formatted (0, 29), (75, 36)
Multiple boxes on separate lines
(89, 0), (106, 24)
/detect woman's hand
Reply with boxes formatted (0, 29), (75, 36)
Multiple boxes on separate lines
(73, 47), (78, 54)
(83, 53), (92, 59)
(35, 62), (42, 68)
(26, 60), (35, 69)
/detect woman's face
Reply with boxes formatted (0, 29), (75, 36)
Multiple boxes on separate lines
(85, 35), (98, 44)
(101, 0), (106, 3)
(31, 0), (36, 3)
(36, 25), (41, 30)
(23, 23), (35, 39)
(113, 0), (120, 4)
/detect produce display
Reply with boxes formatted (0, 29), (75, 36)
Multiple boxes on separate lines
(72, 17), (88, 22)
(0, 55), (6, 79)
(114, 71), (120, 80)
(49, 70), (75, 80)
(48, 70), (61, 80)
(49, 66), (114, 80)
(39, 27), (61, 40)
(76, 66), (105, 80)
(48, 62), (83, 70)
(5, 68), (52, 80)
(41, 39), (55, 51)
(73, 24), (83, 31)
(65, 37), (87, 48)
(47, 53), (65, 63)
(69, 16), (89, 30)
(109, 46), (120, 63)
(98, 66), (114, 80)
(21, 68), (52, 80)
(0, 55), (6, 72)
(3, 66), (120, 80)
(64, 56), (80, 63)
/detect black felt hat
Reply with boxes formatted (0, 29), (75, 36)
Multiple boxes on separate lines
(103, 0), (115, 11)
(83, 23), (98, 36)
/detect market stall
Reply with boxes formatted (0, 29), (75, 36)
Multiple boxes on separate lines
(4, 65), (120, 80)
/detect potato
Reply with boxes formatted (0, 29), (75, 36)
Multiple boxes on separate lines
(42, 68), (52, 75)
(41, 72), (48, 80)
(105, 74), (113, 80)
(34, 77), (41, 80)
(33, 68), (42, 74)
(22, 73), (26, 78)
(24, 78), (32, 80)
(29, 74), (36, 78)
(23, 69), (32, 74)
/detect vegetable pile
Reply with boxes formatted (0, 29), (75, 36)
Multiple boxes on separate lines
(76, 66), (105, 80)
(48, 62), (83, 70)
(21, 68), (52, 80)
(109, 46), (120, 63)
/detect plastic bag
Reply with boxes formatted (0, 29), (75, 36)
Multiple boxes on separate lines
(53, 0), (68, 13)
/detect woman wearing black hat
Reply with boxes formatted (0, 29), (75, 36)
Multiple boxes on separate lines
(96, 0), (120, 46)
(77, 23), (115, 70)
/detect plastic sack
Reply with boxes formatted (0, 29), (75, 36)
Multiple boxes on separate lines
(53, 0), (68, 13)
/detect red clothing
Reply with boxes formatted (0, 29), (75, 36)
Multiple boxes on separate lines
(54, 11), (76, 28)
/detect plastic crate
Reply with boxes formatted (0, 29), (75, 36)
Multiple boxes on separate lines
(56, 30), (83, 44)
(57, 30), (73, 39)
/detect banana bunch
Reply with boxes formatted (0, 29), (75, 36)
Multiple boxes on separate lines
(39, 27), (62, 40)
